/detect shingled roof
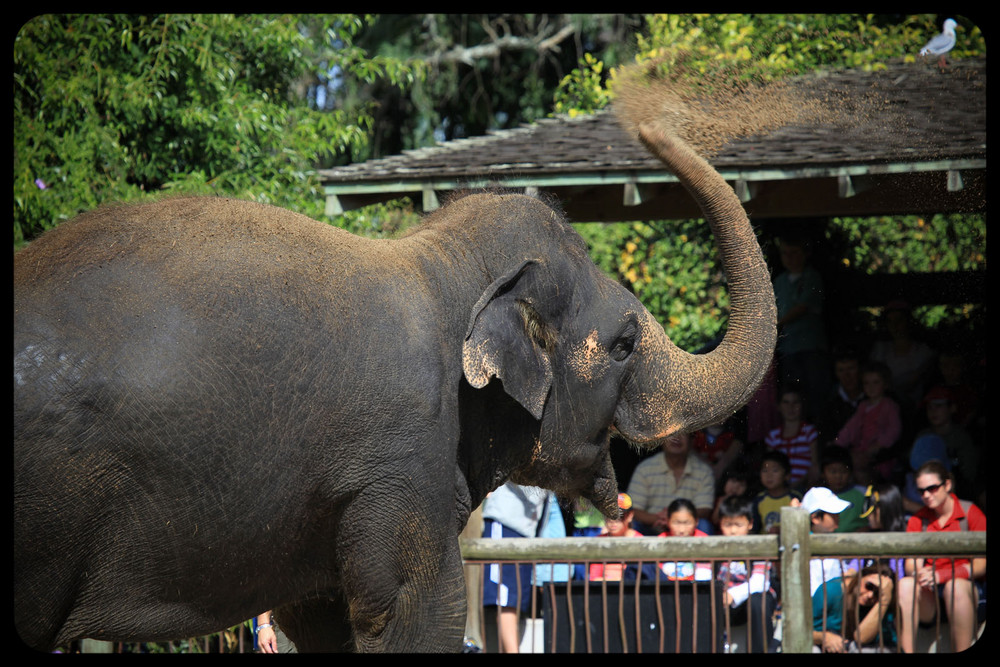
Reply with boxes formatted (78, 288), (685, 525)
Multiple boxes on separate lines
(319, 57), (985, 222)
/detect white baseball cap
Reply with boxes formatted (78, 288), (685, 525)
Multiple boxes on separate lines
(801, 487), (851, 515)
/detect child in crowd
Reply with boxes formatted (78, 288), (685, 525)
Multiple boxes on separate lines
(850, 483), (907, 581)
(716, 496), (778, 653)
(765, 386), (819, 489)
(753, 449), (801, 535)
(711, 467), (751, 529)
(834, 362), (901, 485)
(657, 498), (712, 581)
(818, 445), (868, 533)
(798, 487), (853, 653)
(587, 493), (651, 582)
(835, 363), (903, 486)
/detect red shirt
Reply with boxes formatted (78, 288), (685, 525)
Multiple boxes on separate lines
(588, 528), (644, 581)
(906, 493), (986, 575)
(691, 429), (736, 465)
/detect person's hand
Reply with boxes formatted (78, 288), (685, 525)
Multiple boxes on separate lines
(861, 573), (894, 606)
(916, 565), (937, 590)
(821, 631), (846, 653)
(257, 625), (279, 653)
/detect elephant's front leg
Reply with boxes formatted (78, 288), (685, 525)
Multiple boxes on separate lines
(341, 519), (468, 652)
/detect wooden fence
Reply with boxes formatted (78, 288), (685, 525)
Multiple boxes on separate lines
(461, 506), (986, 653)
(80, 507), (984, 653)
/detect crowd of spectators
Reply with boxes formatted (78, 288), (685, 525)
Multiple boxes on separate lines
(477, 233), (985, 653)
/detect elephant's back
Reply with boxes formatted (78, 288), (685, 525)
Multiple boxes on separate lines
(14, 196), (373, 290)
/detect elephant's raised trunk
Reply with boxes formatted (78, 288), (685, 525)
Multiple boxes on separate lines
(616, 123), (777, 443)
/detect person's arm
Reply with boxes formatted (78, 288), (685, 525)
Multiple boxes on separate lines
(813, 630), (846, 652)
(836, 410), (860, 447)
(631, 507), (668, 533)
(854, 576), (894, 645)
(877, 401), (902, 449)
(256, 611), (278, 653)
(778, 303), (809, 326)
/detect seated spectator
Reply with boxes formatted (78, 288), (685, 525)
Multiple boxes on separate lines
(753, 449), (801, 535)
(933, 349), (980, 430)
(587, 493), (654, 582)
(818, 349), (866, 443)
(916, 386), (980, 502)
(897, 461), (986, 653)
(901, 433), (950, 515)
(834, 362), (901, 485)
(818, 445), (868, 533)
(840, 562), (897, 652)
(657, 498), (712, 581)
(691, 419), (744, 484)
(869, 300), (936, 419)
(716, 495), (778, 653)
(798, 487), (853, 653)
(711, 466), (751, 530)
(840, 484), (911, 587)
(627, 432), (715, 535)
(765, 385), (820, 490)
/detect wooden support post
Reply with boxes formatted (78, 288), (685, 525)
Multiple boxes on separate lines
(779, 506), (812, 653)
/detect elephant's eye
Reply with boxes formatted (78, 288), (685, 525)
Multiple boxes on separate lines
(610, 335), (635, 362)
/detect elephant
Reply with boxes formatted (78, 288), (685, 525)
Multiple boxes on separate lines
(13, 122), (775, 652)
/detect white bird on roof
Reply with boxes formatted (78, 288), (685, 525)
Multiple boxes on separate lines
(920, 18), (958, 67)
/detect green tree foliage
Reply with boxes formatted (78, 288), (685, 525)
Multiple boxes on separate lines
(828, 214), (987, 332)
(13, 14), (417, 247)
(335, 14), (640, 160)
(14, 14), (633, 248)
(575, 220), (730, 352)
(555, 14), (985, 348)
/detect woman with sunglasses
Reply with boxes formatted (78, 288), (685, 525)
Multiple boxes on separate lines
(897, 460), (986, 652)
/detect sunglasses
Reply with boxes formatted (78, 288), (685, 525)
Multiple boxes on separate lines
(859, 485), (879, 519)
(918, 482), (945, 496)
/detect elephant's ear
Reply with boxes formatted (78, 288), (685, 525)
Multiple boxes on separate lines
(463, 260), (554, 420)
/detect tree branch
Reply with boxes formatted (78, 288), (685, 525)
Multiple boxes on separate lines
(425, 23), (577, 67)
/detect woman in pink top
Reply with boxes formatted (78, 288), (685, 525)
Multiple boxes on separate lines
(835, 362), (901, 485)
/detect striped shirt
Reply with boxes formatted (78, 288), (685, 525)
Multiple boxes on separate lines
(626, 452), (715, 514)
(764, 422), (817, 487)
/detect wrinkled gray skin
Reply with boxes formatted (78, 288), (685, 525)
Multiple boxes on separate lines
(14, 124), (775, 652)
